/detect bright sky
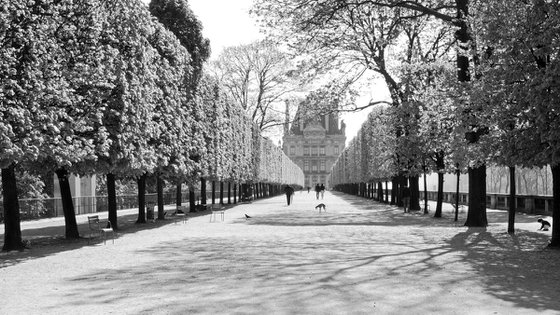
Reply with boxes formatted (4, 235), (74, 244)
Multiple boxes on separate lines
(142, 0), (387, 145)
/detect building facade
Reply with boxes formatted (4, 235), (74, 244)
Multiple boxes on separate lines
(282, 111), (346, 189)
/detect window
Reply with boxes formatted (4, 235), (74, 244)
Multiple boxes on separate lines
(320, 160), (326, 171)
(304, 160), (309, 171)
(334, 146), (339, 155)
(319, 146), (325, 155)
(303, 146), (310, 156)
(290, 146), (296, 156)
(312, 161), (318, 171)
(311, 146), (318, 156)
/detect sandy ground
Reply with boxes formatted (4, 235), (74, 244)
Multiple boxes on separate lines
(1, 191), (559, 315)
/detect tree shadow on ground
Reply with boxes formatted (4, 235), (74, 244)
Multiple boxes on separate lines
(52, 226), (560, 314)
(446, 227), (560, 312)
(0, 210), (208, 268)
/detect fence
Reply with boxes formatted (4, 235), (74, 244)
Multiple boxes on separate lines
(378, 189), (553, 215)
(0, 192), (187, 222)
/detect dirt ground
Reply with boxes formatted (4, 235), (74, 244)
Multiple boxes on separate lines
(1, 190), (559, 314)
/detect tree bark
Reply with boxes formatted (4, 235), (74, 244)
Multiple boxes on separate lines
(464, 165), (488, 227)
(227, 182), (231, 204)
(201, 177), (207, 208)
(434, 172), (444, 218)
(507, 166), (516, 234)
(157, 175), (165, 220)
(548, 165), (560, 247)
(2, 164), (25, 251)
(136, 173), (147, 223)
(55, 168), (80, 239)
(107, 173), (118, 230)
(176, 180), (182, 208)
(189, 185), (196, 212)
(233, 183), (237, 204)
(220, 181), (224, 205)
(409, 175), (420, 211)
(423, 171), (429, 214)
(211, 180), (216, 204)
(455, 169), (460, 222)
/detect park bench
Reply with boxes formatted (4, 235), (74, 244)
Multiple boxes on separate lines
(87, 215), (115, 245)
(209, 204), (225, 222)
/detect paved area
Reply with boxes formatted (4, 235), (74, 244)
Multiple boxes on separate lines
(1, 191), (559, 314)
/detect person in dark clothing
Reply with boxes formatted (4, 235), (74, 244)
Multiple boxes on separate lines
(538, 218), (551, 231)
(284, 185), (295, 205)
(320, 184), (325, 199)
(315, 184), (321, 200)
(402, 184), (411, 213)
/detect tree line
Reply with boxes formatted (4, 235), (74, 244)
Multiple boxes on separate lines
(260, 0), (560, 247)
(0, 0), (303, 252)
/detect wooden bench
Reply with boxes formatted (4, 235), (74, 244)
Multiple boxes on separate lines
(209, 204), (225, 222)
(87, 215), (115, 245)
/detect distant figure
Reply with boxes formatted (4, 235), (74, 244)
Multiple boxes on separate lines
(245, 214), (252, 219)
(307, 186), (310, 194)
(402, 184), (411, 213)
(284, 185), (295, 205)
(320, 184), (325, 199)
(538, 218), (551, 231)
(315, 184), (321, 200)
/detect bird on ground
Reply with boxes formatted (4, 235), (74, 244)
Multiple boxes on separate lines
(245, 214), (252, 219)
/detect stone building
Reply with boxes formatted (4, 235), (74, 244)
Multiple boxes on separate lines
(282, 110), (346, 189)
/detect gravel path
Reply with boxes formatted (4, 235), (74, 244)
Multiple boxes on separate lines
(1, 191), (559, 314)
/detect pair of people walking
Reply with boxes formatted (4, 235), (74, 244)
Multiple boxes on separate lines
(315, 183), (325, 200)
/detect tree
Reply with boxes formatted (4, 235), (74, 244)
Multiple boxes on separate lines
(210, 41), (296, 137)
(149, 0), (210, 92)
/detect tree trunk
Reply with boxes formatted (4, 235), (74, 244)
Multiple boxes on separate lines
(176, 180), (182, 208)
(548, 165), (560, 247)
(2, 164), (25, 251)
(211, 180), (216, 204)
(385, 181), (389, 203)
(189, 186), (195, 213)
(136, 174), (147, 223)
(507, 166), (516, 234)
(107, 173), (118, 230)
(157, 175), (165, 220)
(423, 171), (428, 214)
(227, 182), (231, 204)
(377, 182), (383, 202)
(233, 183), (237, 204)
(410, 175), (420, 211)
(220, 181), (224, 205)
(55, 168), (80, 239)
(390, 178), (397, 205)
(201, 177), (207, 208)
(434, 172), (444, 218)
(455, 170), (460, 222)
(464, 165), (488, 227)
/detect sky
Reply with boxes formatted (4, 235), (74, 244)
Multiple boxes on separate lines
(142, 0), (386, 146)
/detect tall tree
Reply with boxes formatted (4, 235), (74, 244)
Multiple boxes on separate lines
(210, 41), (296, 136)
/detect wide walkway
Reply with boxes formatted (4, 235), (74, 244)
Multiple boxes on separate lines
(1, 191), (559, 314)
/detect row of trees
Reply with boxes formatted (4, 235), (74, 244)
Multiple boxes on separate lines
(1, 0), (303, 252)
(253, 0), (560, 246)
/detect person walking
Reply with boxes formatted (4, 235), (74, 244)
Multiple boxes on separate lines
(315, 184), (321, 200)
(284, 185), (295, 205)
(320, 183), (325, 199)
